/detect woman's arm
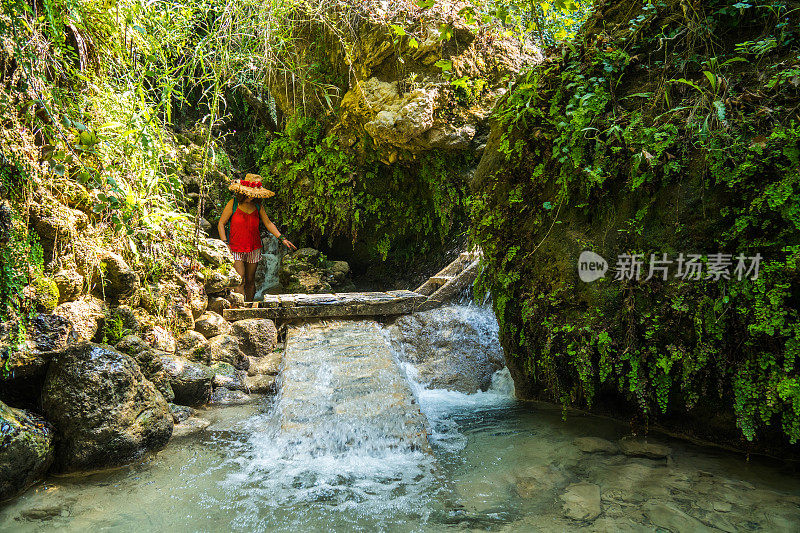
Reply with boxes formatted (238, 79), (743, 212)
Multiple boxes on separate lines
(217, 199), (234, 243)
(260, 206), (297, 251)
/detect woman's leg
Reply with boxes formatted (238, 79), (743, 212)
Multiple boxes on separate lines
(245, 261), (258, 302)
(232, 259), (246, 299)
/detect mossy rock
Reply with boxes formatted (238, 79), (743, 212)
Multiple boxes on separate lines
(32, 277), (59, 313)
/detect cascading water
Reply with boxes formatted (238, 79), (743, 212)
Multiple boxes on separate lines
(254, 235), (285, 298)
(3, 302), (800, 532)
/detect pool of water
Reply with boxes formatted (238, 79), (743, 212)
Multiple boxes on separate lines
(2, 306), (800, 532)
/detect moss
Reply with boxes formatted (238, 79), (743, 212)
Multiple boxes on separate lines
(472, 0), (800, 447)
(33, 277), (59, 313)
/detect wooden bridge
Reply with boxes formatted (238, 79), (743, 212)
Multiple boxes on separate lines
(223, 250), (481, 322)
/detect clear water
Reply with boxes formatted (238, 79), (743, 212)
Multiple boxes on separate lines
(2, 305), (800, 532)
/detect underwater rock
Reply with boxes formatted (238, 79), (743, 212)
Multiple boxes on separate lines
(194, 311), (231, 339)
(42, 342), (173, 473)
(643, 501), (712, 532)
(574, 437), (619, 455)
(171, 416), (210, 438)
(561, 482), (602, 522)
(160, 355), (214, 407)
(514, 464), (567, 499)
(230, 318), (278, 357)
(0, 401), (55, 501)
(618, 438), (672, 459)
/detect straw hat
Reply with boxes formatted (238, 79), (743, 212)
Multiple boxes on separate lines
(228, 173), (275, 199)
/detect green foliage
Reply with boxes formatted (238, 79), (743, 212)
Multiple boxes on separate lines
(256, 114), (471, 262)
(472, 0), (800, 444)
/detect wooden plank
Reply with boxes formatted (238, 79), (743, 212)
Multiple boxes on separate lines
(223, 291), (427, 321)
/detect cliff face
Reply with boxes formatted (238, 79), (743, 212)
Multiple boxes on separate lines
(471, 0), (800, 449)
(250, 1), (537, 267)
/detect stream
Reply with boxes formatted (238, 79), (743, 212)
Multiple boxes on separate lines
(1, 304), (799, 532)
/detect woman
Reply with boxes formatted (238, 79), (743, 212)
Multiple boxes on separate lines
(217, 174), (296, 302)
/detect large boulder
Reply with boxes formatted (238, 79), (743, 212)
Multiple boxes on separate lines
(230, 319), (278, 356)
(41, 343), (173, 473)
(115, 336), (176, 404)
(160, 355), (214, 406)
(205, 334), (249, 370)
(0, 314), (73, 406)
(53, 295), (105, 342)
(194, 311), (231, 339)
(0, 401), (55, 501)
(278, 248), (354, 294)
(95, 251), (139, 301)
(389, 305), (506, 393)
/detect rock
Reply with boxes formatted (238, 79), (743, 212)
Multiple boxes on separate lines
(227, 291), (245, 308)
(561, 482), (602, 522)
(144, 325), (176, 353)
(194, 311), (231, 339)
(643, 501), (713, 532)
(0, 314), (72, 382)
(574, 437), (619, 454)
(176, 330), (208, 352)
(103, 305), (141, 344)
(514, 464), (567, 499)
(204, 265), (241, 295)
(168, 403), (197, 424)
(115, 334), (150, 356)
(160, 355), (214, 407)
(205, 334), (249, 370)
(247, 352), (282, 376)
(95, 251), (139, 301)
(31, 276), (59, 312)
(211, 362), (247, 391)
(0, 401), (55, 501)
(53, 295), (105, 342)
(172, 416), (211, 437)
(278, 248), (353, 294)
(245, 374), (276, 394)
(618, 438), (672, 459)
(230, 318), (278, 356)
(199, 237), (233, 267)
(207, 296), (231, 316)
(41, 343), (173, 473)
(30, 201), (87, 259)
(53, 269), (83, 303)
(212, 387), (251, 405)
(125, 347), (175, 404)
(388, 306), (505, 393)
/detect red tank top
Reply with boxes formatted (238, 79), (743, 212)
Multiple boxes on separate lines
(228, 206), (262, 253)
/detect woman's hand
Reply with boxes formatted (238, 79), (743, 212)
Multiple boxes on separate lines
(282, 238), (297, 251)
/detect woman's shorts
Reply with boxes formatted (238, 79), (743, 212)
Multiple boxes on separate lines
(230, 248), (262, 263)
